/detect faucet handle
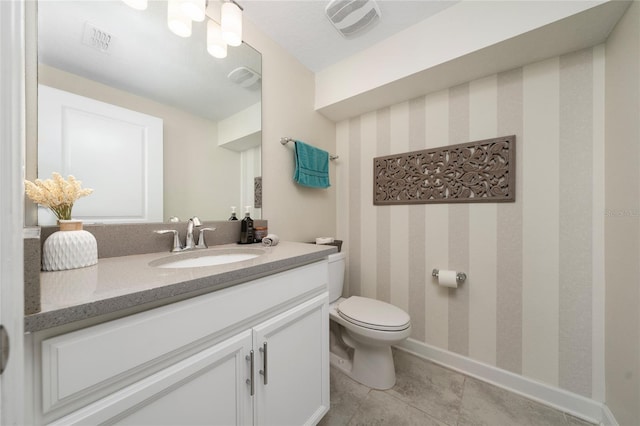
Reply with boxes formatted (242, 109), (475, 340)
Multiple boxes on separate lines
(154, 229), (183, 252)
(196, 227), (216, 249)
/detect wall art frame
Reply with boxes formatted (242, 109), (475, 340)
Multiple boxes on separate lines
(373, 135), (516, 205)
(254, 176), (262, 209)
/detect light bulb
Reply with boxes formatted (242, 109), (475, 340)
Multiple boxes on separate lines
(221, 1), (242, 47)
(207, 20), (227, 59)
(168, 0), (192, 37)
(180, 0), (206, 22)
(122, 0), (147, 10)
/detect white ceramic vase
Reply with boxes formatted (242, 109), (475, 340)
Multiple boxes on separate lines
(42, 220), (98, 271)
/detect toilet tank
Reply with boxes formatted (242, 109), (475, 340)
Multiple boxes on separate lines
(327, 252), (346, 303)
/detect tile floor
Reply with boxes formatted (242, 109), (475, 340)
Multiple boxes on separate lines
(319, 349), (596, 426)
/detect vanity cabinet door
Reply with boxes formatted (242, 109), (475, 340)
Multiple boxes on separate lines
(253, 293), (329, 426)
(48, 331), (253, 426)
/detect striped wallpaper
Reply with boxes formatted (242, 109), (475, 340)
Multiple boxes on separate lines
(336, 46), (605, 399)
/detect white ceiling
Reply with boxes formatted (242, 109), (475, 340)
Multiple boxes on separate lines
(39, 1), (626, 123)
(242, 0), (460, 72)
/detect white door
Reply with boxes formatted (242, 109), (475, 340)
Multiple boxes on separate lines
(253, 294), (329, 426)
(38, 84), (164, 224)
(0, 1), (25, 424)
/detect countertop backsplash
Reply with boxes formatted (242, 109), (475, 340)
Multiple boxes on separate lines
(24, 227), (41, 315)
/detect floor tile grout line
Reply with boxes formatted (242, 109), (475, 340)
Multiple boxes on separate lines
(378, 385), (459, 426)
(454, 375), (468, 426)
(326, 350), (597, 426)
(344, 386), (372, 426)
(388, 391), (459, 426)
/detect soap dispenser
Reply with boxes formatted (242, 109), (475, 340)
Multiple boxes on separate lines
(229, 206), (238, 221)
(239, 206), (254, 244)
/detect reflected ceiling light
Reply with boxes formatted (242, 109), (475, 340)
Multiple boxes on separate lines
(181, 0), (206, 22)
(207, 20), (227, 58)
(137, 0), (243, 57)
(122, 0), (148, 11)
(221, 1), (242, 47)
(168, 0), (192, 37)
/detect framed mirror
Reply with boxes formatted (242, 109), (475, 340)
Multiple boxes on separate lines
(31, 0), (262, 225)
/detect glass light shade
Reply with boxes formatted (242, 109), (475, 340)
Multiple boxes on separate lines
(180, 0), (206, 22)
(168, 0), (192, 38)
(122, 0), (148, 10)
(221, 2), (242, 47)
(207, 20), (227, 59)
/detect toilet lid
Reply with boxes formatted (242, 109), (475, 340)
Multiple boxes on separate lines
(337, 296), (410, 331)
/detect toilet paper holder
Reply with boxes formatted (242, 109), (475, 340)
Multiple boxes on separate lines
(432, 269), (467, 283)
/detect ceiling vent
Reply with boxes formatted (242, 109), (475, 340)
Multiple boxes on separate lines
(325, 0), (381, 38)
(227, 66), (261, 89)
(82, 22), (114, 54)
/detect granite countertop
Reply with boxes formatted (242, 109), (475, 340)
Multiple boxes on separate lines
(25, 241), (337, 333)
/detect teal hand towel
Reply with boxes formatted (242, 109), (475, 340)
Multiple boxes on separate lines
(294, 140), (330, 189)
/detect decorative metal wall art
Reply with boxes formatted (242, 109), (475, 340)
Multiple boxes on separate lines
(374, 135), (515, 205)
(254, 176), (262, 209)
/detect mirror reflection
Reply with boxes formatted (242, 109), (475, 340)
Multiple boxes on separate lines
(36, 0), (262, 225)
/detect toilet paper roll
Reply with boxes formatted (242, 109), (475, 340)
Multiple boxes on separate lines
(438, 270), (458, 288)
(315, 237), (335, 244)
(262, 234), (280, 247)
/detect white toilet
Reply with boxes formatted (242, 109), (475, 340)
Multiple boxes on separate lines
(327, 252), (411, 390)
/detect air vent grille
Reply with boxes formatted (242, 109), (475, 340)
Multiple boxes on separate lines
(227, 67), (261, 89)
(82, 22), (114, 53)
(325, 0), (381, 38)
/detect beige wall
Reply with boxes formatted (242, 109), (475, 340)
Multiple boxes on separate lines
(243, 21), (337, 242)
(37, 8), (640, 422)
(38, 65), (241, 221)
(605, 1), (640, 425)
(336, 46), (606, 400)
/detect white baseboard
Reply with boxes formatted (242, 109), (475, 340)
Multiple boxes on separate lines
(395, 338), (617, 426)
(600, 405), (619, 426)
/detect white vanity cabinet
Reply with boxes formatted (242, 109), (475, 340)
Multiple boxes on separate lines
(253, 295), (328, 426)
(25, 260), (330, 426)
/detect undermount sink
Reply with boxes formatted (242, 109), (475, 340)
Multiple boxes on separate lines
(149, 247), (266, 269)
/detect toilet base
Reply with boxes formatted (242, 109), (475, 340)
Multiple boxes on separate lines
(329, 324), (397, 390)
(329, 351), (353, 377)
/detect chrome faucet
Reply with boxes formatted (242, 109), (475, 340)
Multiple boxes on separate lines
(196, 227), (216, 248)
(154, 229), (183, 252)
(155, 216), (205, 252)
(184, 216), (202, 250)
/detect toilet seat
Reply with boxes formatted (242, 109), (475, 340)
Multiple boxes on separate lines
(337, 296), (410, 332)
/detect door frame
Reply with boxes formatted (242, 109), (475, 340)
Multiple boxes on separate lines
(0, 0), (26, 424)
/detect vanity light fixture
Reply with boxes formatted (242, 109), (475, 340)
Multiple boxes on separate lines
(122, 0), (148, 11)
(221, 1), (242, 47)
(207, 20), (227, 58)
(181, 0), (206, 22)
(121, 0), (243, 58)
(168, 0), (192, 37)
